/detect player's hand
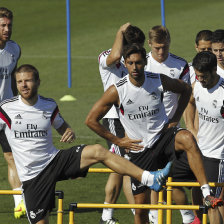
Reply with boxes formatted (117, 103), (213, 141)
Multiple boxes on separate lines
(60, 128), (76, 143)
(119, 22), (131, 34)
(117, 136), (143, 151)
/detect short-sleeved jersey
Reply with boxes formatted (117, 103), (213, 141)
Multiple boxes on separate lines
(98, 49), (128, 118)
(145, 52), (190, 119)
(115, 72), (168, 152)
(194, 77), (224, 159)
(217, 65), (224, 78)
(0, 95), (64, 182)
(0, 40), (21, 102)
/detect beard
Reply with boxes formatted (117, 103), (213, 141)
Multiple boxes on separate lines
(19, 87), (38, 101)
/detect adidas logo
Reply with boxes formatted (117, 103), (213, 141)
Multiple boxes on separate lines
(196, 96), (200, 102)
(15, 114), (22, 119)
(126, 99), (134, 105)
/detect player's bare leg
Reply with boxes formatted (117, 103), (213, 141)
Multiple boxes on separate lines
(4, 152), (25, 218)
(105, 173), (122, 204)
(174, 130), (207, 186)
(134, 190), (150, 224)
(36, 212), (49, 224)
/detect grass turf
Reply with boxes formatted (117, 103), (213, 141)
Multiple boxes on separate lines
(0, 0), (223, 223)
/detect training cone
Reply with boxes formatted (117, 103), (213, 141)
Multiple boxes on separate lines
(60, 95), (77, 102)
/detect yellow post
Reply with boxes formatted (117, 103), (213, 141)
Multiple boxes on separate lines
(158, 190), (164, 224)
(57, 198), (63, 224)
(166, 177), (172, 224)
(69, 210), (74, 224)
(55, 191), (64, 224)
(69, 203), (77, 224)
(202, 213), (207, 224)
(202, 206), (208, 224)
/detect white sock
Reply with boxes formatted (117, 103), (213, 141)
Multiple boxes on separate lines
(131, 208), (135, 215)
(141, 171), (154, 187)
(13, 187), (23, 208)
(149, 210), (158, 223)
(201, 184), (211, 198)
(180, 209), (195, 223)
(101, 202), (114, 221)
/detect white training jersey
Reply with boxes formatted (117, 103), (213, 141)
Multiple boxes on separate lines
(145, 52), (190, 119)
(98, 49), (128, 118)
(217, 65), (224, 78)
(0, 40), (21, 102)
(194, 77), (224, 159)
(0, 95), (64, 182)
(115, 72), (168, 152)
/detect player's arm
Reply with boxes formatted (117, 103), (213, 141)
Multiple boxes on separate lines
(12, 45), (21, 96)
(106, 23), (130, 66)
(85, 85), (143, 151)
(56, 121), (76, 143)
(161, 74), (192, 127)
(11, 67), (18, 96)
(184, 82), (198, 139)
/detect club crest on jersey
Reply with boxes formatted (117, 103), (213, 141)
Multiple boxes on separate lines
(220, 101), (224, 118)
(42, 111), (48, 119)
(170, 69), (175, 77)
(196, 96), (200, 102)
(212, 100), (217, 108)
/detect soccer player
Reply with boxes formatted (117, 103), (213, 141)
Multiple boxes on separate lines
(185, 30), (213, 143)
(86, 44), (223, 224)
(0, 64), (172, 224)
(0, 7), (25, 218)
(189, 30), (213, 84)
(212, 29), (224, 78)
(98, 23), (145, 224)
(145, 25), (199, 224)
(188, 51), (224, 224)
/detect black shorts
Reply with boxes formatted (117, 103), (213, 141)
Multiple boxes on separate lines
(102, 118), (127, 158)
(203, 156), (224, 197)
(22, 145), (88, 224)
(130, 127), (196, 195)
(0, 130), (11, 152)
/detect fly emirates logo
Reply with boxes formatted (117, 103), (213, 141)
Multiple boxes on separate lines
(198, 108), (219, 123)
(14, 124), (48, 138)
(128, 106), (159, 120)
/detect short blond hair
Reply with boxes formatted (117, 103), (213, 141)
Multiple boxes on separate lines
(148, 25), (170, 44)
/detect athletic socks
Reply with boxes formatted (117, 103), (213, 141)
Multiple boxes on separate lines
(13, 187), (23, 208)
(180, 209), (195, 224)
(149, 210), (158, 223)
(201, 184), (211, 198)
(101, 202), (114, 221)
(141, 170), (154, 187)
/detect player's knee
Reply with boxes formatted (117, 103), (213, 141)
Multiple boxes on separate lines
(91, 144), (108, 161)
(176, 130), (197, 151)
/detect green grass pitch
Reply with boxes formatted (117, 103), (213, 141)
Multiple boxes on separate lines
(0, 0), (224, 223)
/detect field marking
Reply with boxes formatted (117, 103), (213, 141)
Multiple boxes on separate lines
(22, 55), (96, 59)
